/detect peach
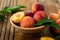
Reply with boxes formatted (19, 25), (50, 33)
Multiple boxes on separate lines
(20, 16), (35, 28)
(58, 9), (60, 16)
(33, 11), (45, 22)
(56, 19), (60, 26)
(32, 3), (44, 13)
(24, 11), (34, 17)
(11, 12), (25, 23)
(55, 19), (60, 34)
(49, 13), (60, 21)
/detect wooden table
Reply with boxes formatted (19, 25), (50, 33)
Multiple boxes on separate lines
(0, 0), (60, 40)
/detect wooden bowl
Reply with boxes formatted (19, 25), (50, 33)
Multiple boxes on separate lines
(10, 13), (46, 40)
(10, 15), (46, 33)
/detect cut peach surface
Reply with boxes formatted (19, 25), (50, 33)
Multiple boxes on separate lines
(40, 37), (54, 40)
(11, 12), (25, 23)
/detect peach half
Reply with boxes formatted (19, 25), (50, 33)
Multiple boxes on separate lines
(11, 12), (25, 23)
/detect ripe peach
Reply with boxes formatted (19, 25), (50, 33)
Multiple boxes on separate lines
(58, 10), (60, 16)
(33, 11), (45, 22)
(11, 12), (25, 23)
(24, 11), (34, 17)
(56, 19), (60, 26)
(54, 19), (60, 34)
(49, 13), (60, 21)
(20, 16), (35, 28)
(32, 3), (44, 13)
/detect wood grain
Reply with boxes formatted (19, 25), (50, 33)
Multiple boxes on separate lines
(9, 0), (16, 40)
(0, 0), (7, 40)
(0, 0), (3, 37)
(0, 0), (15, 40)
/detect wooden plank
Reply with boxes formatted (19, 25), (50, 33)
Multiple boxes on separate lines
(0, 0), (4, 9)
(0, 0), (4, 36)
(0, 21), (7, 40)
(5, 0), (15, 40)
(0, 0), (16, 40)
(0, 0), (3, 38)
(5, 15), (11, 40)
(0, 0), (6, 40)
(9, 0), (16, 40)
(0, 0), (2, 6)
(0, 0), (11, 40)
(4, 0), (11, 40)
(9, 25), (15, 40)
(0, 21), (3, 37)
(58, 0), (60, 5)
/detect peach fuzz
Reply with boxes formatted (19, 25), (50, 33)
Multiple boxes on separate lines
(58, 9), (60, 16)
(49, 13), (60, 21)
(56, 19), (60, 26)
(20, 16), (35, 28)
(32, 3), (44, 13)
(33, 11), (45, 22)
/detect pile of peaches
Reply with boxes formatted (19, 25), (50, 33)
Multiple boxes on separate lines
(11, 3), (60, 29)
(11, 3), (45, 28)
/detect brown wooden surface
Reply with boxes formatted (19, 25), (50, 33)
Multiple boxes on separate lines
(0, 0), (60, 40)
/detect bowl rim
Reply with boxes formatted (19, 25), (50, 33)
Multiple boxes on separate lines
(10, 12), (46, 30)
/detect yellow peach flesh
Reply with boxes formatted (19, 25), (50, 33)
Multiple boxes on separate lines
(11, 12), (25, 23)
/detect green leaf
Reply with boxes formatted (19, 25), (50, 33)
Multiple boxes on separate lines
(50, 22), (60, 29)
(0, 9), (12, 14)
(12, 9), (24, 13)
(55, 36), (60, 40)
(34, 19), (53, 26)
(5, 5), (25, 11)
(0, 5), (25, 21)
(4, 7), (9, 9)
(34, 18), (60, 30)
(0, 5), (25, 14)
(0, 15), (7, 21)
